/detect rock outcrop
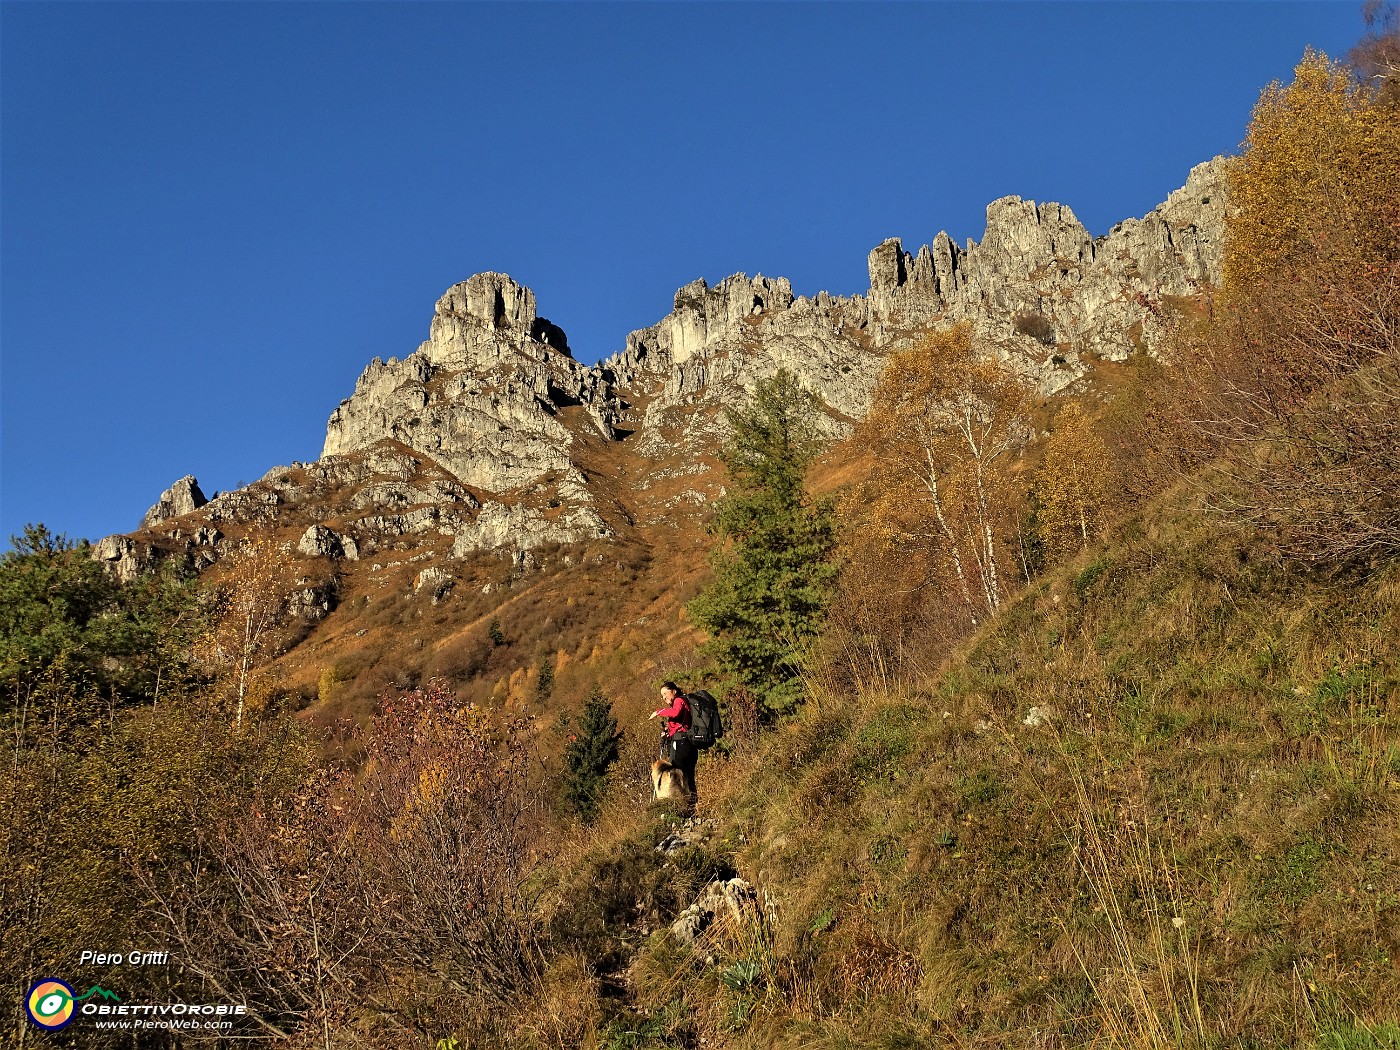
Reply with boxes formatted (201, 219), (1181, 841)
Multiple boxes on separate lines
(298, 524), (357, 561)
(670, 877), (761, 944)
(588, 156), (1229, 454)
(306, 158), (1228, 555)
(315, 272), (618, 553)
(94, 534), (150, 582)
(413, 566), (454, 601)
(323, 273), (615, 494)
(862, 157), (1228, 365)
(142, 475), (208, 527)
(450, 500), (611, 557)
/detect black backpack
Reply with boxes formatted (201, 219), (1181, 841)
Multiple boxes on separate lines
(685, 689), (724, 749)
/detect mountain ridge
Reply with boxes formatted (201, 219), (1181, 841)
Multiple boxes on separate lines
(100, 157), (1228, 600)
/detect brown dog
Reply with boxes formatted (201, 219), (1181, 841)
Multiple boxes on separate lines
(651, 758), (686, 801)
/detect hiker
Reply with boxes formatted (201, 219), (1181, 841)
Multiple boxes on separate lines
(649, 681), (697, 796)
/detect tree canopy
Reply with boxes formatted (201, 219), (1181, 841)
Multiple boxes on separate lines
(1, 524), (205, 712)
(860, 325), (1031, 626)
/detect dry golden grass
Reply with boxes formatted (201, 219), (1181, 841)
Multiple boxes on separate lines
(562, 475), (1400, 1050)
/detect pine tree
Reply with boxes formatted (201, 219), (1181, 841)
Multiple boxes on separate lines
(561, 688), (621, 822)
(1, 525), (123, 703)
(687, 370), (838, 719)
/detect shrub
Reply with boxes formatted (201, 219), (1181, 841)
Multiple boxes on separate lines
(422, 630), (493, 683)
(1170, 49), (1400, 563)
(1013, 310), (1057, 346)
(151, 680), (545, 1042)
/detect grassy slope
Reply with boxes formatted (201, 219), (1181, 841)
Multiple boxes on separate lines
(189, 407), (725, 757)
(539, 485), (1400, 1050)
(156, 351), (1398, 1049)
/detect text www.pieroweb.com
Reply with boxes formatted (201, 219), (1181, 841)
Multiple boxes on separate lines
(83, 1003), (246, 1032)
(93, 1016), (235, 1032)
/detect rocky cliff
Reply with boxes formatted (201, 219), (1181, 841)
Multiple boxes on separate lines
(105, 157), (1227, 580)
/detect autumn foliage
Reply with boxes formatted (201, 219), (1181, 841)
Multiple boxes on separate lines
(1222, 48), (1398, 296)
(856, 324), (1031, 629)
(196, 538), (299, 727)
(149, 680), (543, 1044)
(1035, 401), (1116, 555)
(1171, 48), (1400, 561)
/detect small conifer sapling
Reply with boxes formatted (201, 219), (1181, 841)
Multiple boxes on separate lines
(562, 688), (621, 822)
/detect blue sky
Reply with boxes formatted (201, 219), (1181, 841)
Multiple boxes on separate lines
(1, 1), (1364, 546)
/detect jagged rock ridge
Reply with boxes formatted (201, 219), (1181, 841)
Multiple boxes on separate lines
(143, 475), (208, 527)
(318, 157), (1225, 534)
(111, 158), (1227, 575)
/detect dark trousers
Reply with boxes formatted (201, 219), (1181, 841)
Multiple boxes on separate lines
(663, 733), (698, 795)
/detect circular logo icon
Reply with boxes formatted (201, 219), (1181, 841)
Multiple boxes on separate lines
(27, 979), (76, 1030)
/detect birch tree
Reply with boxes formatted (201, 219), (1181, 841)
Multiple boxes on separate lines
(198, 539), (293, 729)
(863, 325), (1032, 626)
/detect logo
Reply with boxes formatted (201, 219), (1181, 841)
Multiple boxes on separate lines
(26, 979), (76, 1030)
(24, 978), (249, 1032)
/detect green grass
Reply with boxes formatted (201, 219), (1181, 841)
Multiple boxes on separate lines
(524, 487), (1400, 1049)
(675, 495), (1400, 1047)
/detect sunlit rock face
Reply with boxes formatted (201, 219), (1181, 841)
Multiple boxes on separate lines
(314, 158), (1227, 550)
(863, 156), (1228, 372)
(142, 475), (208, 527)
(110, 158), (1227, 567)
(323, 272), (616, 494)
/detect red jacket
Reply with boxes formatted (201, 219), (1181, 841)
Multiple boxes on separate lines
(654, 693), (691, 739)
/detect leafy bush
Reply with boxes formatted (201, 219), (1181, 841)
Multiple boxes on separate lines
(1170, 50), (1400, 563)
